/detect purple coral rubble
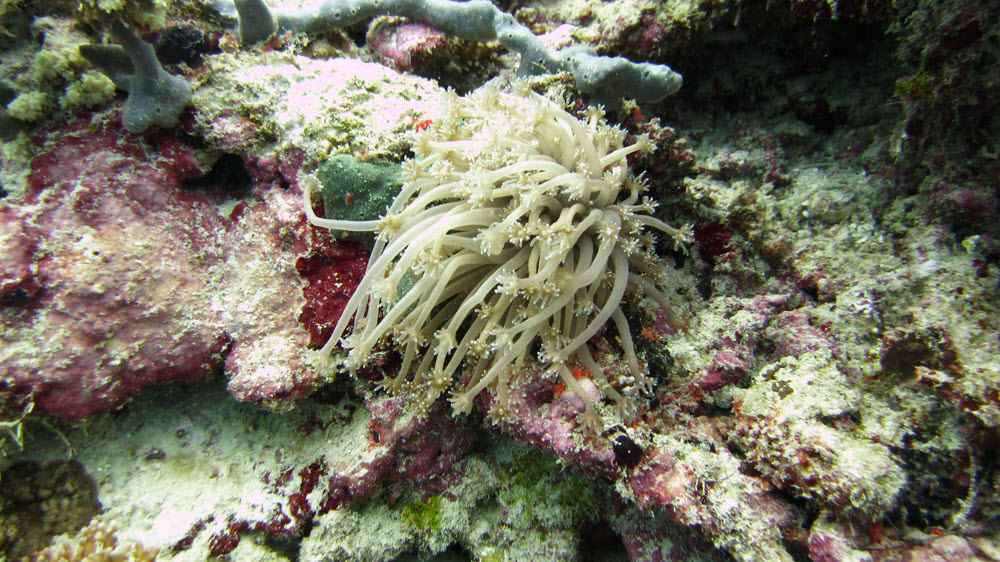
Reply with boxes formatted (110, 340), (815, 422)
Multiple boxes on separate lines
(478, 367), (617, 469)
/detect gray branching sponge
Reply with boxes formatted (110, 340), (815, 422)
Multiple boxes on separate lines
(228, 0), (683, 103)
(234, 0), (276, 44)
(304, 81), (692, 432)
(79, 22), (192, 133)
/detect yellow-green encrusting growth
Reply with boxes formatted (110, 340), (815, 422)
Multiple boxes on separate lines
(304, 81), (691, 431)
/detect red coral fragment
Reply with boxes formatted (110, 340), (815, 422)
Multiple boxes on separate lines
(295, 235), (368, 348)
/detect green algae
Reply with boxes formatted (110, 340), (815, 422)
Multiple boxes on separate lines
(315, 153), (401, 226)
(401, 495), (443, 532)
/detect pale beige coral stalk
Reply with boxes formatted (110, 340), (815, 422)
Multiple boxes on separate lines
(304, 81), (691, 431)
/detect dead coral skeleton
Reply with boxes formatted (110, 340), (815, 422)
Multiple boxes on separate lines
(305, 81), (691, 432)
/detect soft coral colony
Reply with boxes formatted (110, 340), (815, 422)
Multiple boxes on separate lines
(305, 82), (692, 432)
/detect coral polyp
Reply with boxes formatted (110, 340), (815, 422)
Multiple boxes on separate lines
(305, 81), (691, 431)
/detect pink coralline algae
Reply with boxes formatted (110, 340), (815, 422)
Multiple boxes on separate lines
(0, 116), (355, 420)
(363, 395), (473, 495)
(367, 19), (450, 73)
(215, 190), (318, 407)
(626, 437), (799, 560)
(1, 119), (227, 421)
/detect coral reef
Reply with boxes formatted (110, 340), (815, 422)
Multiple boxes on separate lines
(0, 0), (998, 560)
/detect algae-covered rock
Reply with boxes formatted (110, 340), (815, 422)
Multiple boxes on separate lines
(734, 350), (907, 519)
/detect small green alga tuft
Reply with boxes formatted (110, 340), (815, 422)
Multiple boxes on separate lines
(402, 495), (443, 532)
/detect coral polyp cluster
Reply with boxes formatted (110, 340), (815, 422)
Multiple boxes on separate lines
(305, 82), (691, 430)
(30, 520), (158, 562)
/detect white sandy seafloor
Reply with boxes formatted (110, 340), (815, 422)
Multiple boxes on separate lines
(13, 376), (428, 560)
(8, 376), (645, 561)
